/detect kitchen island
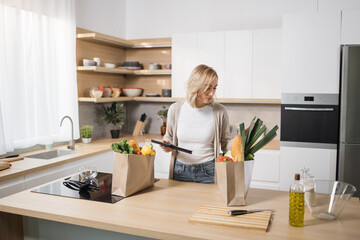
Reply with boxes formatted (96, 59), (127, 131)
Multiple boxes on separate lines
(0, 178), (359, 240)
(0, 135), (280, 197)
(0, 136), (280, 182)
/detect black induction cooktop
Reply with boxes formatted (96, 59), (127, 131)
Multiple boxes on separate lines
(31, 172), (124, 204)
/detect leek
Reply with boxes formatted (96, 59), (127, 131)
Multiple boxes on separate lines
(239, 117), (279, 160)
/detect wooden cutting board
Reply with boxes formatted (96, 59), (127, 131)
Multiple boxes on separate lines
(0, 156), (24, 163)
(189, 205), (272, 231)
(0, 162), (11, 171)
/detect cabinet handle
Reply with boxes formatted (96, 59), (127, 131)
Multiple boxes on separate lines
(284, 107), (334, 112)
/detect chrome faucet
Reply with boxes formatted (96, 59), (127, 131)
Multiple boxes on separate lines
(60, 116), (75, 150)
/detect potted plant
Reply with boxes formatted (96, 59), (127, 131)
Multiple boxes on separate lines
(101, 102), (125, 138)
(80, 125), (94, 143)
(157, 106), (168, 136)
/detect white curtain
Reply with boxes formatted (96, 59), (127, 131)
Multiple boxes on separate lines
(0, 0), (79, 154)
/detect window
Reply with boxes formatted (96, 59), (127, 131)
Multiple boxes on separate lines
(0, 0), (78, 154)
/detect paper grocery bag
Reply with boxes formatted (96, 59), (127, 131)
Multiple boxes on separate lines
(111, 152), (155, 197)
(216, 160), (254, 206)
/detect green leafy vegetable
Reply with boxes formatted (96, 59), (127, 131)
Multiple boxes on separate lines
(238, 117), (279, 161)
(111, 140), (133, 154)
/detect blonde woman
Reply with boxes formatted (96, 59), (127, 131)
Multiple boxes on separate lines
(161, 64), (232, 183)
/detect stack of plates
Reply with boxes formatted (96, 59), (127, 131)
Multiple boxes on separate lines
(118, 61), (141, 70)
(145, 93), (161, 97)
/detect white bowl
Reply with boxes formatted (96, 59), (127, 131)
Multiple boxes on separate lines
(122, 88), (143, 97)
(83, 59), (97, 66)
(104, 63), (115, 68)
(89, 87), (103, 98)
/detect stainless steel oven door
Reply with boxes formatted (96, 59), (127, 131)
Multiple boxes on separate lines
(280, 93), (339, 149)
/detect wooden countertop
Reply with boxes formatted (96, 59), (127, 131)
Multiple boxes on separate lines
(0, 179), (359, 240)
(0, 134), (161, 181)
(0, 135), (279, 182)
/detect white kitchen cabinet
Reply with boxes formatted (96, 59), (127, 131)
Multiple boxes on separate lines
(197, 31), (225, 98)
(88, 151), (114, 173)
(153, 144), (171, 179)
(224, 30), (253, 98)
(172, 32), (225, 98)
(24, 151), (114, 189)
(252, 29), (282, 99)
(172, 32), (198, 98)
(140, 142), (171, 179)
(279, 146), (337, 191)
(341, 10), (360, 44)
(250, 149), (280, 190)
(0, 176), (26, 198)
(173, 29), (281, 100)
(282, 12), (341, 94)
(25, 162), (78, 190)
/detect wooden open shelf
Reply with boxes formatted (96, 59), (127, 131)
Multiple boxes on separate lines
(77, 66), (171, 75)
(78, 97), (281, 104)
(133, 69), (171, 75)
(77, 32), (171, 49)
(130, 38), (172, 48)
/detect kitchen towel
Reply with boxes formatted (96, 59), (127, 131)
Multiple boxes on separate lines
(111, 152), (154, 197)
(216, 160), (254, 206)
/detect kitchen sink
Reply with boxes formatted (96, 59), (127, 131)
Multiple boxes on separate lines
(24, 149), (78, 160)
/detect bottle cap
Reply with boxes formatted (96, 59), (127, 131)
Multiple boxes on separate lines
(295, 173), (300, 180)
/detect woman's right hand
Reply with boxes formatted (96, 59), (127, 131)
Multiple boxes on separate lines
(161, 140), (176, 153)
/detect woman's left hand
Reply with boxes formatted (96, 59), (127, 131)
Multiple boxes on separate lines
(160, 140), (176, 153)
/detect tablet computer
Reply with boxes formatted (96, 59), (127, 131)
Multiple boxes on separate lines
(151, 139), (192, 154)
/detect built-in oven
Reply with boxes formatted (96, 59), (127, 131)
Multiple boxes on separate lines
(280, 93), (339, 149)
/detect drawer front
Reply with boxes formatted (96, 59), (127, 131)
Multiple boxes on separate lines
(252, 150), (280, 182)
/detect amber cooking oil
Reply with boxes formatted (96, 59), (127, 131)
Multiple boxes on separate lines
(289, 173), (304, 227)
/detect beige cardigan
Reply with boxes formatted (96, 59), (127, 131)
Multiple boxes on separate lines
(163, 100), (233, 179)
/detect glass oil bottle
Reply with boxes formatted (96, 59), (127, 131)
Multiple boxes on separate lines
(289, 173), (304, 227)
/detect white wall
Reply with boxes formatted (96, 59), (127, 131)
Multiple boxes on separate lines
(125, 0), (317, 39)
(75, 0), (126, 38)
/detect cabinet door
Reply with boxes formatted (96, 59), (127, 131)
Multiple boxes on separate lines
(282, 12), (341, 94)
(251, 149), (280, 190)
(24, 152), (114, 189)
(0, 176), (26, 198)
(279, 146), (337, 191)
(25, 163), (76, 189)
(172, 33), (198, 98)
(89, 151), (114, 173)
(141, 141), (171, 179)
(197, 31), (225, 98)
(252, 29), (282, 99)
(341, 10), (360, 44)
(224, 30), (253, 99)
(172, 32), (225, 98)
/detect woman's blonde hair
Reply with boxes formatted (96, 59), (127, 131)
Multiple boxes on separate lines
(186, 64), (218, 108)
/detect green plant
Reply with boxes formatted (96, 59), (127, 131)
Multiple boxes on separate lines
(80, 125), (94, 138)
(157, 106), (168, 122)
(238, 117), (279, 160)
(101, 103), (125, 130)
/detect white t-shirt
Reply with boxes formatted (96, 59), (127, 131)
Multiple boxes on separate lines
(176, 101), (215, 164)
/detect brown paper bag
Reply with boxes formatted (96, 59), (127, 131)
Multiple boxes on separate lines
(111, 152), (155, 197)
(216, 160), (254, 206)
